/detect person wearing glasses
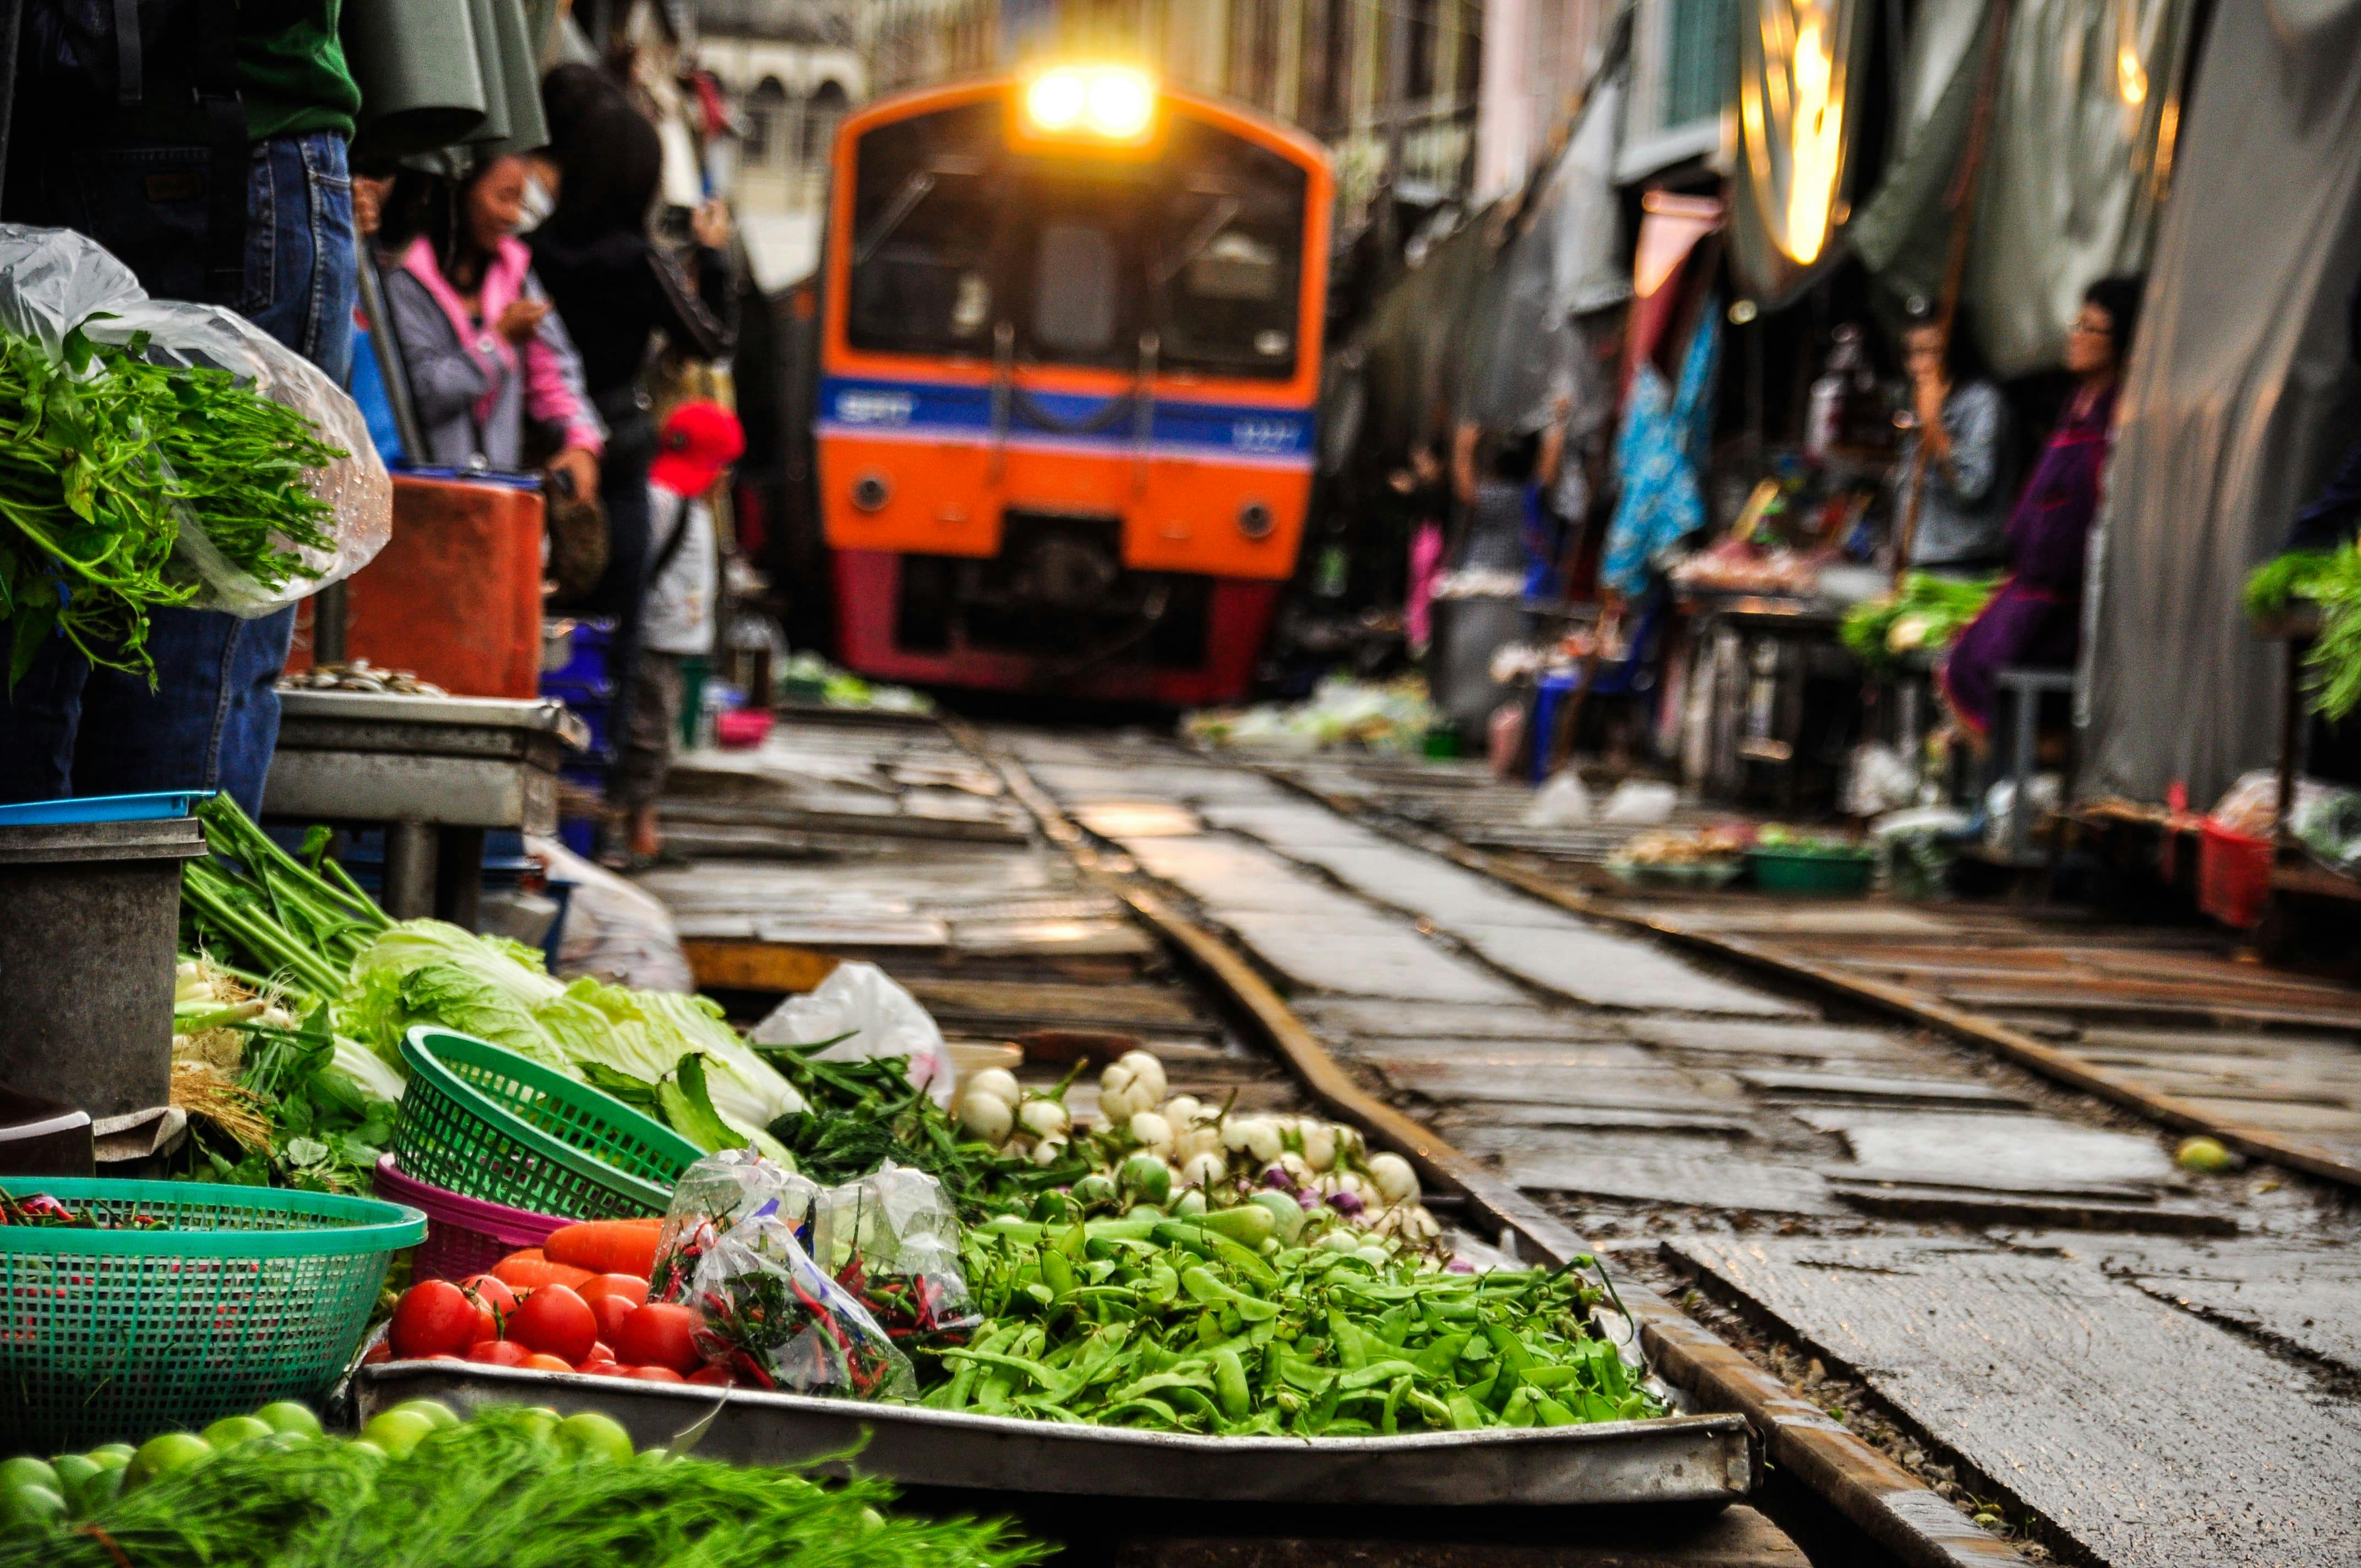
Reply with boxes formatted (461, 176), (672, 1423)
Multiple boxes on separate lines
(1938, 277), (2144, 746)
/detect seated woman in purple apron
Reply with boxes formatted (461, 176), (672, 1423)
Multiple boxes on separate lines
(1940, 277), (2145, 742)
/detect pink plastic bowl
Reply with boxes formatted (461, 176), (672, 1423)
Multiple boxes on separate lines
(715, 709), (773, 749)
(373, 1153), (568, 1282)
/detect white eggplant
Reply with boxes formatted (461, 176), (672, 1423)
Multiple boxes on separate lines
(1174, 1123), (1223, 1162)
(1017, 1098), (1071, 1140)
(1299, 1122), (1338, 1173)
(957, 1090), (1015, 1146)
(1241, 1118), (1285, 1164)
(1178, 1150), (1227, 1189)
(1097, 1060), (1154, 1125)
(1128, 1110), (1176, 1157)
(965, 1067), (1022, 1108)
(1162, 1094), (1205, 1126)
(1116, 1049), (1167, 1104)
(1366, 1151), (1420, 1206)
(1031, 1135), (1070, 1167)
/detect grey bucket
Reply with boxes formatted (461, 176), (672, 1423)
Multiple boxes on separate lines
(0, 818), (206, 1121)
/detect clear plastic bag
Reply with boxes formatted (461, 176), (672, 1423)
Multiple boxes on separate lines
(673, 1197), (917, 1400)
(0, 224), (392, 617)
(749, 962), (956, 1108)
(813, 1162), (980, 1351)
(650, 1146), (822, 1301)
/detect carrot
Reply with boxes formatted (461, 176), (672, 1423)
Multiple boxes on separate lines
(492, 1249), (596, 1293)
(543, 1219), (661, 1280)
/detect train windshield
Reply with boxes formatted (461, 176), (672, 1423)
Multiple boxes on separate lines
(844, 101), (1309, 381)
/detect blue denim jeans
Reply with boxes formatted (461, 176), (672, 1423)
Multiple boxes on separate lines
(0, 132), (356, 818)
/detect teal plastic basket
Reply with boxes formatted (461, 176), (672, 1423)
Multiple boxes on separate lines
(0, 1179), (423, 1453)
(392, 1027), (700, 1219)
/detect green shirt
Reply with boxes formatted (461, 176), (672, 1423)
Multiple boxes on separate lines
(242, 4), (362, 143)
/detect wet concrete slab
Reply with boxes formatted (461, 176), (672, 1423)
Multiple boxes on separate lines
(1380, 1058), (1740, 1112)
(2095, 1240), (2361, 1378)
(1120, 836), (1356, 914)
(1621, 1018), (1917, 1062)
(1668, 1234), (2361, 1568)
(1216, 909), (1531, 1004)
(1510, 1151), (1837, 1214)
(1731, 1070), (2025, 1107)
(1793, 1109), (2177, 1190)
(1074, 802), (1205, 838)
(1253, 840), (1580, 929)
(1294, 999), (1627, 1044)
(1448, 923), (1809, 1018)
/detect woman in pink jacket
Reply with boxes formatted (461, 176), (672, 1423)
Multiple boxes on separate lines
(379, 155), (603, 493)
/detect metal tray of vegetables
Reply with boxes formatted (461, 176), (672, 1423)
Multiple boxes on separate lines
(356, 1360), (1752, 1507)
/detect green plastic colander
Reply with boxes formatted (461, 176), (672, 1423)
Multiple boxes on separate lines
(391, 1027), (700, 1219)
(0, 1178), (423, 1451)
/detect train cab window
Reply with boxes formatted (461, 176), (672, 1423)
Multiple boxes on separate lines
(847, 108), (1000, 358)
(1030, 223), (1120, 358)
(1151, 138), (1305, 379)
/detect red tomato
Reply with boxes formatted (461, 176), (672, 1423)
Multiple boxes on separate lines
(619, 1364), (686, 1384)
(467, 1338), (531, 1367)
(425, 1353), (464, 1363)
(389, 1280), (479, 1359)
(507, 1283), (598, 1365)
(687, 1363), (735, 1387)
(585, 1341), (615, 1364)
(577, 1273), (650, 1308)
(614, 1302), (702, 1375)
(520, 1353), (575, 1373)
(362, 1340), (394, 1365)
(460, 1273), (519, 1336)
(587, 1292), (638, 1347)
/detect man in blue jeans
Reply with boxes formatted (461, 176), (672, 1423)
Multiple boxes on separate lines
(0, 16), (359, 818)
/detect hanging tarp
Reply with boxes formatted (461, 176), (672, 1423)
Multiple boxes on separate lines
(2079, 0), (2361, 808)
(1729, 0), (1875, 308)
(1458, 79), (1634, 434)
(1849, 0), (2197, 376)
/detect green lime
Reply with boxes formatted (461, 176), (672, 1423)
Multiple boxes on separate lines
(201, 1415), (275, 1450)
(256, 1401), (324, 1438)
(388, 1399), (459, 1431)
(0, 1458), (59, 1498)
(0, 1483), (67, 1529)
(69, 1464), (123, 1517)
(2176, 1135), (2235, 1173)
(556, 1411), (634, 1464)
(46, 1455), (97, 1515)
(123, 1432), (213, 1491)
(86, 1445), (135, 1471)
(358, 1409), (435, 1460)
(345, 1439), (388, 1461)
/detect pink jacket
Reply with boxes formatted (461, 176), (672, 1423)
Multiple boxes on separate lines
(398, 235), (604, 456)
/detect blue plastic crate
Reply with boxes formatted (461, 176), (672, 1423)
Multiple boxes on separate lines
(0, 791), (214, 825)
(541, 618), (617, 690)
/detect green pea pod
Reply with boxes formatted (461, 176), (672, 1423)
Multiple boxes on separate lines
(1535, 1396), (1579, 1427)
(1380, 1374), (1411, 1435)
(1337, 1358), (1422, 1393)
(1519, 1363), (1584, 1390)
(1180, 1266), (1279, 1321)
(1212, 1346), (1251, 1419)
(1500, 1386), (1541, 1428)
(1041, 1246), (1079, 1300)
(1328, 1306), (1367, 1370)
(1151, 1221), (1218, 1259)
(1446, 1393), (1488, 1430)
(1412, 1329), (1473, 1378)
(1484, 1321), (1537, 1374)
(1145, 1262), (1182, 1305)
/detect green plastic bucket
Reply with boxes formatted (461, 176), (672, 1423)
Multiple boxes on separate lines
(1747, 847), (1876, 895)
(0, 1179), (423, 1452)
(391, 1028), (700, 1219)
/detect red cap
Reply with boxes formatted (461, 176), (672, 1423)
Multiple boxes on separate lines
(649, 400), (746, 498)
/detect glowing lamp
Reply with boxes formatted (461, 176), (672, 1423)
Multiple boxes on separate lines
(1022, 66), (1156, 143)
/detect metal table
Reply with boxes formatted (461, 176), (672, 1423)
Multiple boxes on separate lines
(265, 689), (587, 923)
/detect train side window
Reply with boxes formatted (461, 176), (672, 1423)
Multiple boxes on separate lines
(1151, 138), (1305, 379)
(846, 107), (1000, 358)
(1030, 223), (1121, 359)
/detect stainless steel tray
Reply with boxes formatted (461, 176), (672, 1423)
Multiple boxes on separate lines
(357, 1362), (1754, 1507)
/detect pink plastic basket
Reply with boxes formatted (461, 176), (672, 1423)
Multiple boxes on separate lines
(715, 708), (773, 749)
(372, 1153), (568, 1282)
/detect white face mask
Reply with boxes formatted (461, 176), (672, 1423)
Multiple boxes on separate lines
(518, 172), (556, 234)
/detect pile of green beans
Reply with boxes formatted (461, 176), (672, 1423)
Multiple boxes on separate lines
(923, 1217), (1662, 1436)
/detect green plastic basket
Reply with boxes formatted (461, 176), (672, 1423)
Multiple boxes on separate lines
(392, 1027), (700, 1219)
(0, 1178), (423, 1452)
(1747, 846), (1876, 895)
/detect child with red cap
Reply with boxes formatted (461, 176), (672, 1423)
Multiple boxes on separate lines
(611, 400), (746, 867)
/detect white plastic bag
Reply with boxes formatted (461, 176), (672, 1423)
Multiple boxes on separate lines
(0, 224), (392, 617)
(1524, 769), (1594, 826)
(749, 961), (955, 1107)
(529, 834), (696, 992)
(1601, 779), (1679, 825)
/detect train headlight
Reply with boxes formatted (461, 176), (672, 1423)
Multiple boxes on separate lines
(852, 473), (892, 512)
(1024, 66), (1155, 143)
(1084, 69), (1154, 139)
(1237, 500), (1275, 540)
(1025, 70), (1087, 132)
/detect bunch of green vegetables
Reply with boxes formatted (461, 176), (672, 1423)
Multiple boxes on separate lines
(0, 1400), (1043, 1568)
(1839, 573), (1996, 676)
(0, 325), (341, 684)
(176, 999), (401, 1194)
(182, 796), (389, 999)
(761, 1039), (1089, 1213)
(922, 1215), (1660, 1436)
(2245, 546), (2361, 721)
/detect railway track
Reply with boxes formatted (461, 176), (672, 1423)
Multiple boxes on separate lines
(640, 709), (2361, 1568)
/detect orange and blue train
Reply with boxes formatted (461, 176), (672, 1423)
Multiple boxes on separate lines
(813, 68), (1331, 704)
